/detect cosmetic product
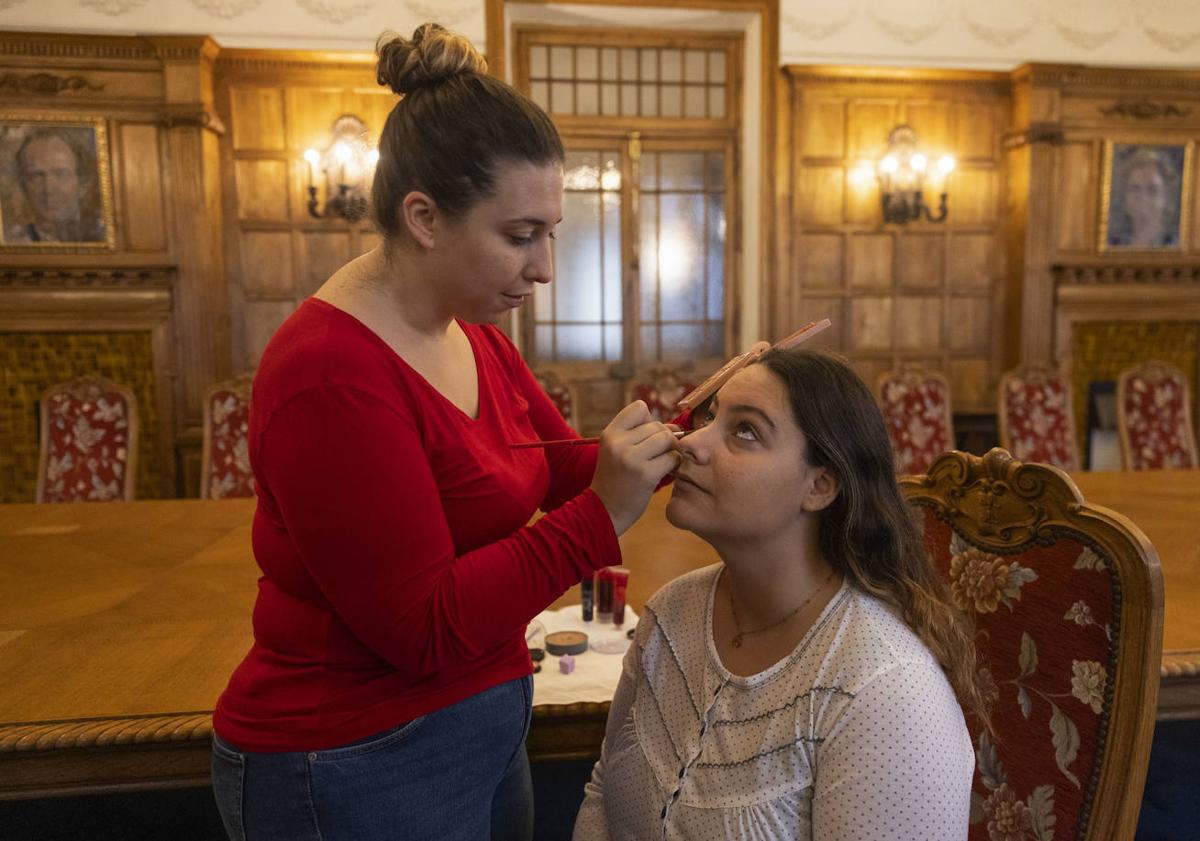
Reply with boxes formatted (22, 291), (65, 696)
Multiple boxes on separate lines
(595, 568), (614, 623)
(609, 567), (630, 626)
(545, 630), (589, 656)
(581, 575), (594, 621)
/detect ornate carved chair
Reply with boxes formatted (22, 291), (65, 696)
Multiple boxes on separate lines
(534, 370), (579, 431)
(997, 363), (1081, 471)
(37, 376), (139, 503)
(626, 366), (697, 424)
(902, 449), (1163, 841)
(201, 373), (255, 499)
(876, 364), (954, 475)
(1116, 361), (1198, 470)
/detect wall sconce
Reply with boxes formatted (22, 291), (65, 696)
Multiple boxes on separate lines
(303, 114), (378, 223)
(876, 125), (955, 224)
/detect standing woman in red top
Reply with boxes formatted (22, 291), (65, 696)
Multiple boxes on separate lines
(210, 22), (680, 841)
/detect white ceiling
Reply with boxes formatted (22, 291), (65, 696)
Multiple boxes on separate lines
(1, 0), (1198, 69)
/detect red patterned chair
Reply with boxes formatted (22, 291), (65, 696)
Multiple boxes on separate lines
(1116, 361), (1197, 470)
(997, 364), (1080, 472)
(902, 449), (1163, 841)
(534, 370), (579, 431)
(201, 373), (255, 499)
(626, 366), (697, 424)
(876, 365), (954, 475)
(37, 376), (139, 503)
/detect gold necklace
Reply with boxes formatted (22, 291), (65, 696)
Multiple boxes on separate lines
(728, 568), (837, 648)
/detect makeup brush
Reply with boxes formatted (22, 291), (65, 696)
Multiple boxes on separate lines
(509, 429), (690, 450)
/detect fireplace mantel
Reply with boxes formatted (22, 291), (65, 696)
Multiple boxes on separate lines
(1052, 262), (1200, 363)
(0, 266), (178, 497)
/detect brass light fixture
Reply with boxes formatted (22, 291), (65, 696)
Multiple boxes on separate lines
(303, 114), (378, 223)
(876, 125), (955, 224)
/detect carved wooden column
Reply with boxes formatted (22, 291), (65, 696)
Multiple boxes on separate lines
(1008, 65), (1064, 367)
(148, 37), (230, 447)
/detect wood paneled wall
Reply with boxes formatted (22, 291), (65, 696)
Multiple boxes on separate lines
(776, 67), (1010, 412)
(1008, 64), (1200, 368)
(213, 50), (394, 373)
(0, 33), (229, 496)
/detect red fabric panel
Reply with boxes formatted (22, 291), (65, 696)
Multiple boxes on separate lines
(918, 508), (1116, 840)
(42, 388), (133, 502)
(880, 376), (952, 474)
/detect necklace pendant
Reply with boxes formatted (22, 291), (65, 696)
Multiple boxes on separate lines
(731, 634), (742, 648)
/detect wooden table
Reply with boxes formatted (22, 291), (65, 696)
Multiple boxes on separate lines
(1072, 471), (1200, 720)
(1, 470), (1197, 797)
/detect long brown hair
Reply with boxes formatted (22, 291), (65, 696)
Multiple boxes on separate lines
(372, 23), (565, 238)
(758, 348), (992, 730)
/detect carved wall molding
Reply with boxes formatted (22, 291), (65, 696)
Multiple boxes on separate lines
(215, 51), (375, 76)
(159, 104), (227, 135)
(960, 0), (1039, 47)
(0, 712), (212, 751)
(783, 9), (855, 40)
(1053, 263), (1200, 285)
(80, 0), (149, 15)
(294, 0), (372, 24)
(187, 0), (263, 18)
(865, 0), (953, 45)
(1027, 66), (1200, 92)
(783, 66), (1009, 93)
(0, 72), (105, 96)
(0, 37), (158, 62)
(403, 0), (476, 26)
(0, 267), (174, 288)
(1005, 121), (1064, 148)
(1098, 100), (1192, 119)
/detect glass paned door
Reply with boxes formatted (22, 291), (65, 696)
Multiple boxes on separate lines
(533, 146), (624, 365)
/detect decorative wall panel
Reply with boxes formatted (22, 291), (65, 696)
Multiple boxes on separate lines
(781, 67), (1008, 412)
(0, 331), (162, 502)
(215, 50), (394, 370)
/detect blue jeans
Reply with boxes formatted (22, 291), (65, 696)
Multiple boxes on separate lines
(211, 676), (534, 841)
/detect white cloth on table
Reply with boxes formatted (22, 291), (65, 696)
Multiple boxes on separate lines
(573, 564), (974, 841)
(530, 606), (638, 706)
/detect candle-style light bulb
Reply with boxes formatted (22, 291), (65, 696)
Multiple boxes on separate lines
(303, 148), (320, 188)
(333, 142), (352, 186)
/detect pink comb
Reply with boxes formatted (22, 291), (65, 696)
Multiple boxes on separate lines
(675, 318), (832, 411)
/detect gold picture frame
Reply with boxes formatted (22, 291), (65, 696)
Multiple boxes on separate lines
(1099, 139), (1193, 252)
(0, 114), (116, 252)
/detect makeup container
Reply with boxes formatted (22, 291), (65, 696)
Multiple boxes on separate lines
(595, 568), (614, 623)
(581, 575), (594, 621)
(610, 567), (630, 627)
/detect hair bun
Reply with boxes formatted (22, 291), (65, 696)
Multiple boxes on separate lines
(376, 23), (487, 95)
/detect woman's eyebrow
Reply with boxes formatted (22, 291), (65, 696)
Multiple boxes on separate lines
(505, 216), (563, 227)
(710, 396), (776, 431)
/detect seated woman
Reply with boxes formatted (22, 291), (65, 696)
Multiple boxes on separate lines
(574, 349), (988, 840)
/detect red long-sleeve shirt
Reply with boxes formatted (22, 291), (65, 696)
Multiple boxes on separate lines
(213, 298), (620, 752)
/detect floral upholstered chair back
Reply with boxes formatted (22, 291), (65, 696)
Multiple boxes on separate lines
(37, 376), (139, 503)
(1116, 361), (1198, 470)
(534, 370), (579, 431)
(998, 364), (1080, 472)
(876, 365), (955, 475)
(627, 367), (697, 424)
(201, 374), (255, 499)
(902, 449), (1163, 841)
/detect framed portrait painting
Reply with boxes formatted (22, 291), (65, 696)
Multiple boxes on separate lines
(0, 115), (115, 252)
(1100, 140), (1193, 252)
